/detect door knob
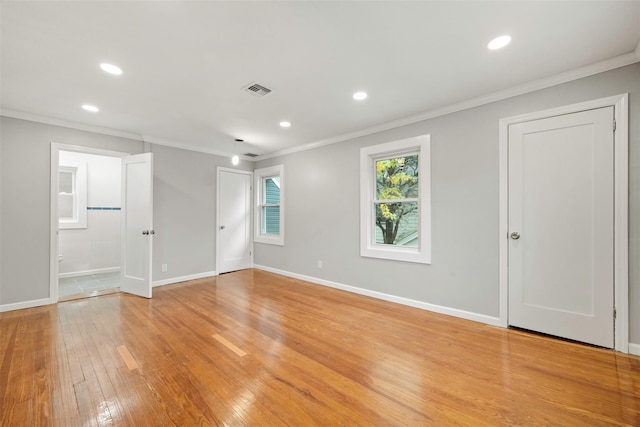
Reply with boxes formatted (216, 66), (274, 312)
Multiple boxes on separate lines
(220, 225), (225, 230)
(142, 230), (149, 235)
(510, 232), (520, 240)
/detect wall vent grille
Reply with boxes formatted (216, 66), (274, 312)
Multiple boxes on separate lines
(244, 152), (259, 157)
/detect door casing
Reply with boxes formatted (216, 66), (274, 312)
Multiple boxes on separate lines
(498, 94), (629, 352)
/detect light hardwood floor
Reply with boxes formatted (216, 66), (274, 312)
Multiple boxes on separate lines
(1, 269), (638, 426)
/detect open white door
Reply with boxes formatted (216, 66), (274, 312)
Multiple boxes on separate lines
(121, 153), (153, 298)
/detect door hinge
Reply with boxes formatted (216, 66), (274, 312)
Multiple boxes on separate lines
(613, 119), (616, 132)
(613, 308), (617, 319)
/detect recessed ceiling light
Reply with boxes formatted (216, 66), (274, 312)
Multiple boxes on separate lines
(487, 35), (511, 50)
(100, 63), (123, 75)
(353, 92), (368, 101)
(82, 104), (99, 112)
(279, 121), (291, 128)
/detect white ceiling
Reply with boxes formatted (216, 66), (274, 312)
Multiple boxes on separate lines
(2, 1), (639, 159)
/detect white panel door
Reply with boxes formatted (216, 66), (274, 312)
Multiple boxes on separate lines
(121, 153), (153, 298)
(508, 107), (614, 348)
(218, 168), (252, 274)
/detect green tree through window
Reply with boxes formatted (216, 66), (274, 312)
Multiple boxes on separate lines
(375, 154), (419, 246)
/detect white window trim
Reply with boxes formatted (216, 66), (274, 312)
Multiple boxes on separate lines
(59, 161), (87, 229)
(254, 164), (284, 246)
(360, 135), (431, 264)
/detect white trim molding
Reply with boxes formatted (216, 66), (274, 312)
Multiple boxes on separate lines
(629, 343), (640, 357)
(1, 109), (256, 161)
(4, 52), (638, 164)
(0, 297), (54, 313)
(254, 264), (501, 327)
(59, 267), (120, 279)
(256, 52), (639, 161)
(2, 109), (142, 141)
(152, 271), (217, 288)
(498, 94), (629, 353)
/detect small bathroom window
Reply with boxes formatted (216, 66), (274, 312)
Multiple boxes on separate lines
(59, 162), (87, 229)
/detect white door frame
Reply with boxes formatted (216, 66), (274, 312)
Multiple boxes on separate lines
(49, 143), (130, 302)
(216, 167), (253, 274)
(498, 94), (629, 352)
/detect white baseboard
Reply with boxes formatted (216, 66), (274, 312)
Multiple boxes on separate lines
(253, 264), (501, 327)
(629, 343), (640, 356)
(152, 271), (217, 288)
(0, 297), (55, 313)
(59, 267), (120, 279)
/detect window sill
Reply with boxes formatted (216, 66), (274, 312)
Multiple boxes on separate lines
(254, 235), (284, 246)
(361, 245), (430, 264)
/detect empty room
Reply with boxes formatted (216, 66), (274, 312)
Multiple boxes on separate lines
(1, 1), (639, 425)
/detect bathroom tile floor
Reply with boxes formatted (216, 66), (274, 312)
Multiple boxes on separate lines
(59, 272), (120, 301)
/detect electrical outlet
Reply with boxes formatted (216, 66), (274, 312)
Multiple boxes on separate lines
(317, 260), (323, 269)
(161, 264), (167, 272)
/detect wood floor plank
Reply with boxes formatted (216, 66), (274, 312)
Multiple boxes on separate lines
(212, 334), (247, 357)
(1, 268), (639, 426)
(116, 345), (138, 371)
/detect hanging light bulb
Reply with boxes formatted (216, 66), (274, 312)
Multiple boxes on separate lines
(231, 138), (243, 165)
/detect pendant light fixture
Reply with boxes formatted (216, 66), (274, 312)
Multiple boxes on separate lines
(231, 139), (243, 165)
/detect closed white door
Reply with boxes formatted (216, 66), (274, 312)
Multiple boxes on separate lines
(217, 168), (252, 274)
(120, 153), (153, 298)
(508, 107), (614, 348)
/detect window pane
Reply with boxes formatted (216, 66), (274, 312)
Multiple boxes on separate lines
(374, 201), (418, 247)
(376, 155), (418, 199)
(59, 171), (73, 194)
(264, 177), (280, 204)
(59, 194), (74, 219)
(262, 206), (280, 235)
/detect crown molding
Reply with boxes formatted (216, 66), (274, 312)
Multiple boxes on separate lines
(255, 51), (640, 161)
(3, 49), (639, 163)
(0, 108), (254, 161)
(0, 108), (143, 141)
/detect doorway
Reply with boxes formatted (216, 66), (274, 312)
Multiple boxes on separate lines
(498, 94), (629, 352)
(50, 145), (155, 302)
(216, 167), (252, 274)
(57, 149), (122, 301)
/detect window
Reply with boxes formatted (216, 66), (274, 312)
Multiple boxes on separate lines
(59, 162), (88, 229)
(255, 164), (284, 245)
(360, 135), (431, 263)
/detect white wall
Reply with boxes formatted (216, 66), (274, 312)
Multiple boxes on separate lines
(254, 63), (640, 345)
(58, 151), (121, 275)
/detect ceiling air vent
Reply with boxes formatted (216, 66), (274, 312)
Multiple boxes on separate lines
(244, 83), (272, 97)
(244, 152), (259, 157)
